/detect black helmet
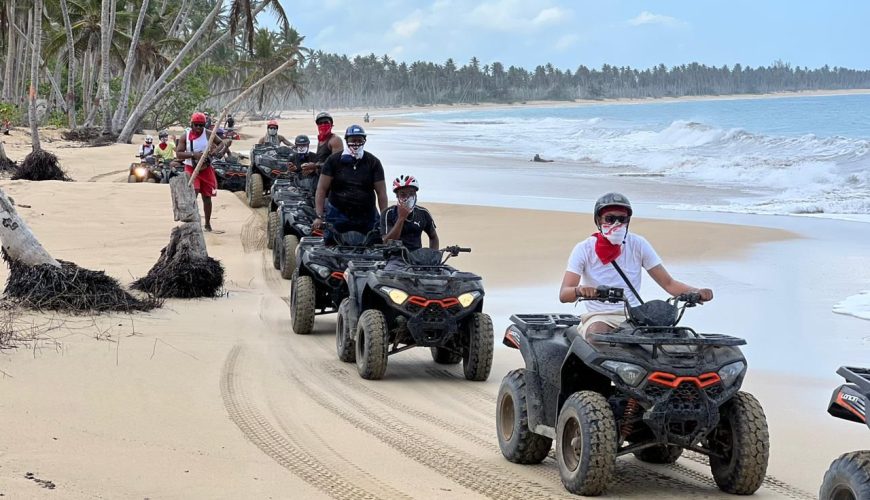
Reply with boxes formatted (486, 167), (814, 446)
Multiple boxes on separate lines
(594, 192), (633, 224)
(158, 130), (169, 139)
(294, 134), (310, 146)
(344, 124), (366, 139)
(315, 112), (333, 125)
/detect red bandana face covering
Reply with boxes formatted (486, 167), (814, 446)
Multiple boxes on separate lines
(317, 123), (332, 142)
(189, 127), (204, 140)
(158, 143), (167, 150)
(593, 232), (622, 265)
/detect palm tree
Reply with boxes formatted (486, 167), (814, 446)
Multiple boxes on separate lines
(28, 0), (43, 151)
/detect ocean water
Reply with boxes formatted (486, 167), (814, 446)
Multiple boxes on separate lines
(398, 93), (870, 217)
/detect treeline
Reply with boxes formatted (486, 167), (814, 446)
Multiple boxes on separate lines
(282, 52), (870, 109)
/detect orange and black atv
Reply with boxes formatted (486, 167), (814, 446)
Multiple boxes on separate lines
(820, 366), (870, 500)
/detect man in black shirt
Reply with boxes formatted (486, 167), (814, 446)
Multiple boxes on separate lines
(313, 125), (388, 242)
(381, 175), (438, 251)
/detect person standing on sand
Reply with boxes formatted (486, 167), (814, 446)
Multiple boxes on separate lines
(558, 192), (713, 336)
(381, 175), (439, 251)
(312, 125), (387, 243)
(176, 112), (222, 232)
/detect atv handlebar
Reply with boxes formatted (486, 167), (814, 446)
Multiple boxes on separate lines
(442, 245), (471, 256)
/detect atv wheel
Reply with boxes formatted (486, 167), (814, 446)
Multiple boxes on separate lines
(280, 235), (299, 280)
(128, 175), (137, 183)
(462, 312), (493, 381)
(272, 235), (281, 270)
(247, 172), (265, 208)
(290, 273), (316, 335)
(634, 445), (683, 464)
(556, 391), (617, 496)
(336, 298), (356, 363)
(266, 211), (278, 250)
(431, 347), (461, 364)
(355, 309), (388, 380)
(146, 177), (156, 183)
(708, 391), (769, 495)
(820, 451), (870, 500)
(497, 369), (552, 464)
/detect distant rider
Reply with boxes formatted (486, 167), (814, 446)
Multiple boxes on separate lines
(225, 113), (235, 129)
(381, 175), (439, 251)
(559, 192), (713, 336)
(154, 131), (176, 163)
(176, 111), (222, 232)
(257, 119), (293, 146)
(138, 135), (156, 159)
(313, 125), (387, 242)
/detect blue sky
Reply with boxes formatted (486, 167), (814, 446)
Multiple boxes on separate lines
(270, 1), (869, 71)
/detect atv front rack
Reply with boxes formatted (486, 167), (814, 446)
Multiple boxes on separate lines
(510, 314), (582, 333)
(586, 330), (746, 347)
(838, 366), (870, 397)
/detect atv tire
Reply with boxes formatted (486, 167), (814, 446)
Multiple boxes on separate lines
(462, 312), (493, 381)
(290, 273), (316, 335)
(247, 171), (265, 208)
(336, 298), (356, 363)
(634, 445), (683, 464)
(146, 177), (156, 183)
(355, 309), (388, 380)
(709, 391), (769, 495)
(280, 235), (298, 280)
(556, 391), (617, 496)
(820, 450), (870, 500)
(127, 175), (137, 183)
(431, 347), (461, 364)
(267, 211), (278, 250)
(497, 369), (552, 464)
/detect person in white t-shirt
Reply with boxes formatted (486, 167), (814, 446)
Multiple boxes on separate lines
(559, 192), (714, 336)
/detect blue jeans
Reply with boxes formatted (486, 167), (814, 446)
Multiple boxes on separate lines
(324, 201), (379, 245)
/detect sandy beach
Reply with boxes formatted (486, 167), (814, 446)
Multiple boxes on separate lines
(0, 107), (867, 499)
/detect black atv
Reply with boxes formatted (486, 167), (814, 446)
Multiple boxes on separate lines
(246, 144), (294, 208)
(266, 174), (318, 251)
(820, 366), (870, 500)
(289, 227), (384, 336)
(337, 244), (493, 381)
(155, 159), (184, 184)
(497, 286), (769, 496)
(212, 157), (247, 192)
(127, 155), (160, 183)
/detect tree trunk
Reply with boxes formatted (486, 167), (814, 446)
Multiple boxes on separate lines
(10, 22), (67, 115)
(116, 0), (224, 142)
(114, 0), (149, 133)
(99, 0), (116, 132)
(27, 0), (42, 152)
(59, 0), (77, 128)
(0, 187), (60, 268)
(2, 0), (16, 100)
(170, 174), (207, 254)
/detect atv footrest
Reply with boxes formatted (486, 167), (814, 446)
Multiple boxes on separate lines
(586, 332), (746, 346)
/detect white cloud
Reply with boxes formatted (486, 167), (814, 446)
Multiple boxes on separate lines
(554, 33), (579, 50)
(532, 7), (566, 26)
(392, 16), (422, 38)
(468, 1), (571, 32)
(628, 11), (684, 27)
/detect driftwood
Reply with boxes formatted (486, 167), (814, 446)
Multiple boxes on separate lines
(0, 143), (17, 174)
(0, 187), (157, 312)
(11, 150), (72, 182)
(132, 174), (224, 298)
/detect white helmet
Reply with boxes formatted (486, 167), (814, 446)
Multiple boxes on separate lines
(392, 174), (419, 192)
(145, 135), (153, 143)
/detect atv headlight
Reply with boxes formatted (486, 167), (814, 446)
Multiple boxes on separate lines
(380, 286), (408, 305)
(309, 263), (330, 279)
(457, 291), (481, 308)
(135, 167), (148, 177)
(718, 361), (746, 387)
(601, 360), (647, 387)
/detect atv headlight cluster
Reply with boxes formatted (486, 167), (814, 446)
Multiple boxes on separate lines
(457, 291), (481, 308)
(601, 360), (647, 387)
(718, 361), (746, 387)
(381, 286), (408, 305)
(309, 263), (331, 279)
(135, 167), (148, 177)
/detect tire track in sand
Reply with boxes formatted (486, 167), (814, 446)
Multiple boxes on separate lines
(220, 345), (384, 500)
(240, 211), (266, 253)
(682, 451), (815, 499)
(88, 168), (130, 182)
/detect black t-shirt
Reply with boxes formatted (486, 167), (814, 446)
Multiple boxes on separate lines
(321, 151), (385, 217)
(380, 205), (436, 252)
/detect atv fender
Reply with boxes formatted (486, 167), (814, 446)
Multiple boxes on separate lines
(557, 338), (613, 424)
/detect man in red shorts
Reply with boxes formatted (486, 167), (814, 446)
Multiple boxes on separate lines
(177, 111), (222, 231)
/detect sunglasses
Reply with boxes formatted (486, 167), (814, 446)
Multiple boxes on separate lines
(602, 215), (629, 224)
(268, 126), (278, 130)
(192, 123), (205, 127)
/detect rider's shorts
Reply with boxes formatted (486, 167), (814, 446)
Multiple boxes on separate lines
(184, 165), (217, 197)
(579, 311), (626, 336)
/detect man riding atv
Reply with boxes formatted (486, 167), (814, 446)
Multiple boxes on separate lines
(137, 135), (156, 159)
(381, 175), (439, 253)
(257, 119), (293, 146)
(289, 134), (319, 191)
(559, 192), (713, 335)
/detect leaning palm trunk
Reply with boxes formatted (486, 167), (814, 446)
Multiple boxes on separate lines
(60, 0), (77, 128)
(27, 0), (43, 152)
(189, 56), (299, 183)
(113, 0), (149, 132)
(99, 0), (116, 132)
(0, 188), (59, 268)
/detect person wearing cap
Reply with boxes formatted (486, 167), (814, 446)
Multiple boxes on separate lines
(558, 192), (713, 336)
(257, 119), (293, 146)
(312, 124), (387, 242)
(381, 174), (438, 251)
(305, 111), (343, 177)
(176, 111), (223, 231)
